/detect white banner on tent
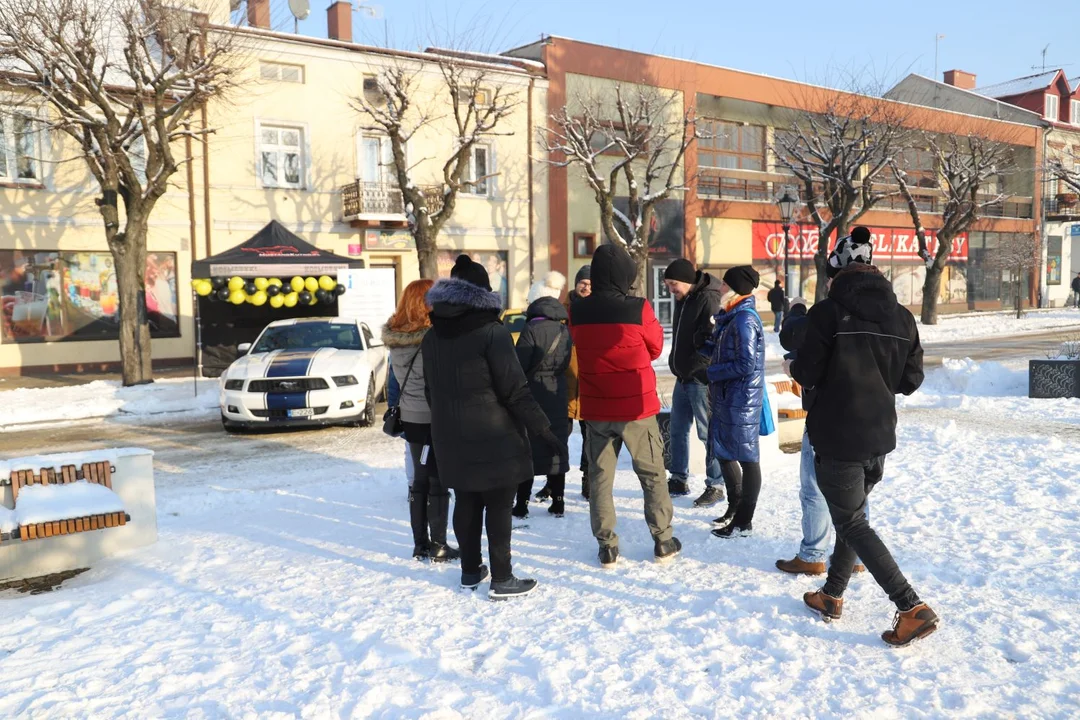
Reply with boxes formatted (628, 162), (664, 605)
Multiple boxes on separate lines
(337, 268), (397, 334)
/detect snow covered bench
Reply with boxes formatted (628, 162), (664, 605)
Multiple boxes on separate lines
(0, 449), (158, 583)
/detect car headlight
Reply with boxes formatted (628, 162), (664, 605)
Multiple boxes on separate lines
(333, 375), (359, 387)
(224, 379), (244, 391)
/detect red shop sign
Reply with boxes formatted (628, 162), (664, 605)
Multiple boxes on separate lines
(751, 222), (967, 263)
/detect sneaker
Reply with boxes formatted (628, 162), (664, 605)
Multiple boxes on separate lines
(693, 486), (725, 508)
(654, 537), (682, 563)
(511, 503), (529, 520)
(460, 565), (489, 590)
(882, 604), (939, 647)
(711, 523), (752, 539)
(534, 485), (552, 503)
(489, 575), (538, 601)
(598, 545), (619, 568)
(776, 556), (827, 575)
(668, 479), (690, 496)
(428, 543), (460, 563)
(548, 497), (565, 518)
(804, 589), (844, 621)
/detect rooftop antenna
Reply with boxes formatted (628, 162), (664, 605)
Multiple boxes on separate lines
(934, 33), (945, 81)
(356, 3), (385, 47)
(287, 0), (310, 33)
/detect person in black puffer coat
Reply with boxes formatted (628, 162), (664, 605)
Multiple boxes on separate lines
(514, 295), (572, 518)
(423, 255), (565, 600)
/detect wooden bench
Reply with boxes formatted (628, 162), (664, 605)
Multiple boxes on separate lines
(777, 408), (808, 420)
(5, 461), (129, 542)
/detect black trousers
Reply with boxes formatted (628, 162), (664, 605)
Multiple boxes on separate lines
(816, 453), (921, 610)
(720, 460), (761, 527)
(453, 486), (517, 582)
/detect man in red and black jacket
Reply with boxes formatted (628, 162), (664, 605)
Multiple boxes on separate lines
(569, 244), (679, 568)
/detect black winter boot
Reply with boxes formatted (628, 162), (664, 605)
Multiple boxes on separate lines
(513, 479), (532, 518)
(489, 575), (538, 600)
(409, 490), (430, 560)
(427, 489), (459, 563)
(547, 474), (566, 517)
(548, 497), (565, 517)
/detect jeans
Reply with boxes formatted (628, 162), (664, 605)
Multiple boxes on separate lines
(773, 310), (784, 333)
(816, 453), (920, 610)
(453, 486), (516, 582)
(669, 380), (722, 487)
(798, 432), (868, 563)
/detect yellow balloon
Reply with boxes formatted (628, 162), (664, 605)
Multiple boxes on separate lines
(254, 277), (269, 291)
(190, 278), (202, 289)
(228, 276), (245, 292)
(251, 290), (268, 306)
(268, 278), (283, 287)
(229, 289), (246, 305)
(290, 276), (305, 292)
(304, 277), (319, 293)
(269, 293), (285, 309)
(318, 275), (335, 291)
(283, 292), (299, 308)
(195, 280), (213, 297)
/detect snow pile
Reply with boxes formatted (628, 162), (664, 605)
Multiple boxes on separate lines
(13, 480), (125, 526)
(917, 309), (1080, 344)
(0, 449), (128, 480)
(0, 379), (218, 430)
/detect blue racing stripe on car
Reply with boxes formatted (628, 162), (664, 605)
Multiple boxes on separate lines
(266, 349), (317, 378)
(266, 391), (308, 421)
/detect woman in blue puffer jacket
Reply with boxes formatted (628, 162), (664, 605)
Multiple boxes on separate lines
(705, 265), (767, 538)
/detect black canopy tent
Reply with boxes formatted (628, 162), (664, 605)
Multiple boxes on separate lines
(192, 221), (365, 377)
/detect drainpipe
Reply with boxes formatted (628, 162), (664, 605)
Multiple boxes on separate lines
(201, 102), (212, 259)
(527, 74), (536, 287)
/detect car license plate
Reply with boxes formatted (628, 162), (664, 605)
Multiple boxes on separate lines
(288, 408), (314, 418)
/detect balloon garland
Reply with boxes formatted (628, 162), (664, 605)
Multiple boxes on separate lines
(191, 275), (346, 307)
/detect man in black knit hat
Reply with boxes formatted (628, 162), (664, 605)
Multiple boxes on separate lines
(789, 226), (939, 646)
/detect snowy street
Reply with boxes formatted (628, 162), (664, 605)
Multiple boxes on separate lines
(1, 351), (1080, 716)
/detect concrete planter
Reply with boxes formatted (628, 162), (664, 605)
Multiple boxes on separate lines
(1029, 359), (1080, 399)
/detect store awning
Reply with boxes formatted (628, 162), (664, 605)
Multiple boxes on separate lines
(191, 221), (364, 278)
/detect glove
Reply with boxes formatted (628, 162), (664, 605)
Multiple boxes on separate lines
(538, 427), (569, 464)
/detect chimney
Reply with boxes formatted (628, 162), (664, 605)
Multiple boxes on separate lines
(327, 1), (352, 43)
(246, 0), (270, 28)
(943, 69), (977, 90)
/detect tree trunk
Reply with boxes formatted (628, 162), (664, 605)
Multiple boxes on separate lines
(415, 221), (439, 280)
(921, 264), (943, 325)
(629, 242), (649, 298)
(111, 239), (153, 386)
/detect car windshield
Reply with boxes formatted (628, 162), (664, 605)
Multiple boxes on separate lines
(251, 323), (362, 353)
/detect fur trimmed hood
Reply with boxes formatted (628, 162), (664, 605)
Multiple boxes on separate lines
(426, 277), (504, 312)
(381, 324), (427, 348)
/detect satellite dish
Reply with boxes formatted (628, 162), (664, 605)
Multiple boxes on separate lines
(229, 0), (242, 11)
(358, 3), (383, 19)
(288, 0), (310, 20)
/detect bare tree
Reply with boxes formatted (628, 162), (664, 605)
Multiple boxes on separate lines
(351, 56), (520, 280)
(1047, 145), (1080, 196)
(0, 0), (238, 385)
(539, 84), (697, 295)
(773, 90), (908, 301)
(986, 232), (1038, 319)
(890, 133), (1015, 324)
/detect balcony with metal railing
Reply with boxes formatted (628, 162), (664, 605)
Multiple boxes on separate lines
(1044, 194), (1080, 219)
(340, 181), (405, 221)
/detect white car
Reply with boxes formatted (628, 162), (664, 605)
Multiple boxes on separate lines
(219, 317), (388, 432)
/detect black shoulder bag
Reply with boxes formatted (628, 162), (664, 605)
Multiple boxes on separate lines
(382, 350), (419, 437)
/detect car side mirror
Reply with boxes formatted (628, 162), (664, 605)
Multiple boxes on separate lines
(368, 338), (384, 348)
(237, 343), (252, 354)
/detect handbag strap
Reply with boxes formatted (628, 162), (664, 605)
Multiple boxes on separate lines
(392, 349), (420, 409)
(528, 328), (564, 379)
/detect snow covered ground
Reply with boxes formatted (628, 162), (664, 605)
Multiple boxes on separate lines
(1, 360), (1078, 717)
(915, 308), (1080, 345)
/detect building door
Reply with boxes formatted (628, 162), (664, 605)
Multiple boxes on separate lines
(652, 263), (674, 328)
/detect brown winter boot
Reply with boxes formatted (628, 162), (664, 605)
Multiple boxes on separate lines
(882, 604), (939, 647)
(776, 556), (826, 576)
(852, 564), (866, 574)
(803, 590), (843, 621)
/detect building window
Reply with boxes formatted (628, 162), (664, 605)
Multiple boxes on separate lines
(1072, 99), (1080, 125)
(465, 143), (493, 196)
(0, 114), (41, 183)
(698, 119), (765, 199)
(356, 133), (397, 187)
(258, 124), (303, 189)
(362, 75), (386, 106)
(259, 61), (304, 84)
(1045, 94), (1060, 121)
(573, 232), (596, 258)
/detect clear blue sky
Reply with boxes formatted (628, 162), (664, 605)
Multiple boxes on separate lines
(270, 0), (1080, 90)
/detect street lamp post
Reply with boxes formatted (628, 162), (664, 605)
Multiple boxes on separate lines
(775, 186), (800, 295)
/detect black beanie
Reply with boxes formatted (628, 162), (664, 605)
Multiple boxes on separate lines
(450, 254), (492, 291)
(723, 265), (760, 296)
(575, 265), (591, 286)
(663, 258), (697, 284)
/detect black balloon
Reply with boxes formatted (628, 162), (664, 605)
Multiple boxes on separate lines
(211, 277), (227, 289)
(244, 281), (258, 295)
(315, 289), (329, 303)
(335, 284), (347, 295)
(206, 290), (217, 302)
(266, 284), (281, 297)
(298, 290), (312, 304)
(216, 288), (231, 301)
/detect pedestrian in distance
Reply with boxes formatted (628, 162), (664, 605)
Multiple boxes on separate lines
(1071, 271), (1080, 308)
(705, 265), (774, 539)
(514, 271), (573, 519)
(569, 244), (680, 568)
(774, 295), (867, 577)
(767, 278), (788, 333)
(662, 258), (725, 507)
(382, 279), (459, 563)
(423, 255), (565, 600)
(789, 226), (939, 646)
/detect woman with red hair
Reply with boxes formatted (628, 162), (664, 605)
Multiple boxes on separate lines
(383, 279), (459, 562)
